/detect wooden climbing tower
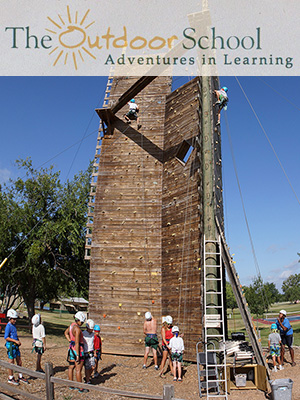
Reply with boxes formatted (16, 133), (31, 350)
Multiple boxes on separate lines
(86, 76), (224, 361)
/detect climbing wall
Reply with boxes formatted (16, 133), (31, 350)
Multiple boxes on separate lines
(88, 76), (224, 360)
(162, 78), (203, 360)
(88, 76), (172, 355)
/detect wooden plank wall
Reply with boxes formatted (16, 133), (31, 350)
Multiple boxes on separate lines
(88, 76), (172, 355)
(162, 78), (203, 360)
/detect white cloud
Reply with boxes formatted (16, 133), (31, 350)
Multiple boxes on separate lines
(266, 260), (300, 290)
(0, 168), (12, 184)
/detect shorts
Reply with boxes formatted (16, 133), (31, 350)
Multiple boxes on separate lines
(145, 334), (159, 350)
(95, 350), (101, 361)
(34, 347), (44, 355)
(281, 334), (293, 348)
(68, 348), (84, 364)
(162, 344), (169, 352)
(171, 352), (183, 362)
(84, 352), (95, 370)
(126, 110), (138, 120)
(270, 345), (280, 357)
(6, 343), (20, 360)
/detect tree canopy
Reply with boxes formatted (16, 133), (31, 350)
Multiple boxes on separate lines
(0, 158), (92, 319)
(282, 273), (300, 303)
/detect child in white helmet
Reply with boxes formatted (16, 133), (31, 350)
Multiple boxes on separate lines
(124, 99), (142, 130)
(213, 86), (229, 126)
(31, 313), (46, 372)
(143, 311), (159, 370)
(169, 326), (184, 382)
(5, 309), (29, 385)
(64, 311), (88, 392)
(83, 319), (95, 384)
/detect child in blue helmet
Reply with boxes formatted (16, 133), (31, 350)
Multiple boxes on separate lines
(213, 86), (229, 126)
(124, 99), (142, 130)
(93, 324), (102, 378)
(268, 323), (283, 372)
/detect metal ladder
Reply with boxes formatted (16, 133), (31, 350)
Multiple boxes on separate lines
(197, 236), (227, 399)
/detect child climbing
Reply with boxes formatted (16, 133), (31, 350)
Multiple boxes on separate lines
(124, 99), (142, 130)
(5, 309), (29, 385)
(268, 323), (284, 372)
(143, 311), (159, 370)
(213, 86), (228, 126)
(83, 319), (96, 384)
(31, 314), (46, 373)
(64, 311), (88, 393)
(169, 326), (184, 382)
(93, 324), (102, 378)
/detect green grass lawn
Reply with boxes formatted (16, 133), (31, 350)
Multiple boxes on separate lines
(227, 302), (300, 347)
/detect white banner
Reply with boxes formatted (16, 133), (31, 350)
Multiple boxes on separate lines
(0, 0), (298, 75)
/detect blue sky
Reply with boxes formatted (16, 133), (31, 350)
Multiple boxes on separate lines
(0, 76), (299, 290)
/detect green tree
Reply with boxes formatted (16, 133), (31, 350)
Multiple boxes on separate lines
(243, 276), (270, 316)
(282, 273), (300, 303)
(0, 158), (92, 319)
(264, 282), (280, 304)
(226, 281), (238, 311)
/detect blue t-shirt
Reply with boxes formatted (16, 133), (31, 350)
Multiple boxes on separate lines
(4, 322), (19, 341)
(276, 318), (293, 336)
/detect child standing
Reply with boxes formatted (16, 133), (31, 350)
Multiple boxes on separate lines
(4, 309), (29, 385)
(31, 314), (46, 372)
(169, 326), (184, 382)
(83, 319), (95, 384)
(93, 324), (102, 378)
(268, 323), (284, 372)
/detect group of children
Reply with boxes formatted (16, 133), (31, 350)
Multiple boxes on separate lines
(143, 312), (185, 382)
(4, 309), (102, 391)
(64, 311), (102, 392)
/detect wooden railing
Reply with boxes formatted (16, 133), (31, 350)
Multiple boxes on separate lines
(0, 359), (185, 400)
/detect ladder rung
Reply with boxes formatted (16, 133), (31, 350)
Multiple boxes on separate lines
(204, 379), (226, 383)
(206, 349), (225, 352)
(206, 278), (222, 281)
(205, 252), (221, 255)
(205, 264), (221, 267)
(207, 396), (228, 398)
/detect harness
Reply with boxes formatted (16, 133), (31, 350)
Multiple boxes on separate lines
(31, 338), (43, 353)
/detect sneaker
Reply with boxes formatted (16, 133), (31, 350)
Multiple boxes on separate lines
(69, 386), (77, 390)
(142, 365), (147, 369)
(154, 365), (159, 371)
(216, 121), (220, 126)
(274, 366), (278, 372)
(8, 377), (19, 386)
(292, 362), (296, 367)
(78, 388), (89, 393)
(18, 377), (29, 384)
(279, 365), (284, 370)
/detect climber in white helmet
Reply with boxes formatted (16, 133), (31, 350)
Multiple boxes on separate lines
(143, 311), (159, 370)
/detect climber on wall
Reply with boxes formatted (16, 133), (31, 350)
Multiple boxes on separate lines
(124, 99), (142, 130)
(213, 86), (229, 126)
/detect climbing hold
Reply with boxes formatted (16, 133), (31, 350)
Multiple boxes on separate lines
(103, 314), (107, 318)
(118, 326), (121, 330)
(167, 222), (171, 226)
(152, 300), (155, 304)
(139, 339), (142, 343)
(137, 312), (141, 316)
(119, 303), (122, 307)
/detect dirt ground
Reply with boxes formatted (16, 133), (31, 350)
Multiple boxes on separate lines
(0, 335), (298, 400)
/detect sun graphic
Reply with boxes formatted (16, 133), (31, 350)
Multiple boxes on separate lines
(46, 6), (96, 70)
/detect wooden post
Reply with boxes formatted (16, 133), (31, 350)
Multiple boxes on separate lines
(163, 385), (174, 400)
(45, 362), (54, 400)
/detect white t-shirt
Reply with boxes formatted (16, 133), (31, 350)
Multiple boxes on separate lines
(32, 324), (45, 347)
(169, 336), (184, 354)
(83, 330), (94, 353)
(129, 102), (138, 111)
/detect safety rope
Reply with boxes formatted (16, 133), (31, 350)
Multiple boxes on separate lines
(235, 76), (300, 207)
(224, 110), (269, 311)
